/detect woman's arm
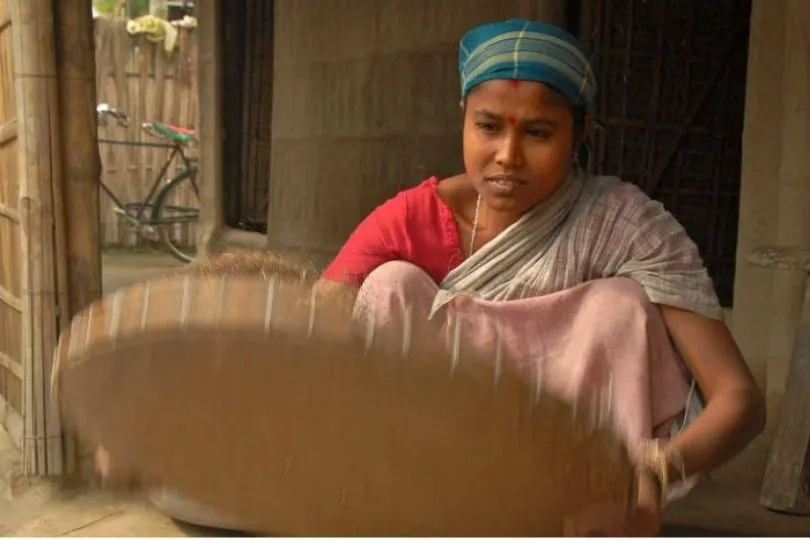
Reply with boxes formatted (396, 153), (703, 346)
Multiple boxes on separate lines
(321, 196), (407, 285)
(599, 185), (765, 477)
(658, 304), (765, 479)
(572, 307), (765, 536)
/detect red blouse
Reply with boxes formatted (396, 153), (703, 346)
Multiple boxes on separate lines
(321, 177), (463, 285)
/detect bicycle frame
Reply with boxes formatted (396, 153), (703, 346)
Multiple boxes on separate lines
(97, 136), (194, 226)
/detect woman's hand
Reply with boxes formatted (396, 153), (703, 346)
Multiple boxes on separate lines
(94, 445), (148, 491)
(562, 469), (662, 537)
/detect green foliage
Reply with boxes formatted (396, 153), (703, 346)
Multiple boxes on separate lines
(93, 0), (117, 14)
(93, 0), (150, 18)
(130, 0), (151, 17)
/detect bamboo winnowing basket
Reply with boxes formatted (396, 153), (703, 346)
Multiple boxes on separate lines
(52, 253), (635, 536)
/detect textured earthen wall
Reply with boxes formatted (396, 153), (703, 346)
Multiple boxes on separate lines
(264, 0), (566, 268)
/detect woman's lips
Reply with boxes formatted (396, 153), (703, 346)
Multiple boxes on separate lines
(486, 175), (527, 194)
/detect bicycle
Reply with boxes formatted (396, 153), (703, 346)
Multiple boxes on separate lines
(96, 103), (200, 263)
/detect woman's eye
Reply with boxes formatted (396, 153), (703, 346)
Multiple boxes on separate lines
(526, 129), (552, 139)
(476, 122), (498, 132)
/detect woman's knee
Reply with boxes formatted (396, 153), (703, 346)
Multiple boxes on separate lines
(365, 261), (433, 285)
(582, 277), (659, 325)
(355, 261), (438, 320)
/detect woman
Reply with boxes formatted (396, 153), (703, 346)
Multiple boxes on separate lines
(319, 18), (765, 535)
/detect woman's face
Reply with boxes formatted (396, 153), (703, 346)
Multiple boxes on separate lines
(462, 80), (580, 216)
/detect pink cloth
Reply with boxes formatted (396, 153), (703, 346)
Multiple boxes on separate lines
(354, 261), (692, 452)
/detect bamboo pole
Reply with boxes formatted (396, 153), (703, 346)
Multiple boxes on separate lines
(53, 0), (102, 477)
(196, 0), (223, 257)
(54, 0), (102, 318)
(38, 0), (67, 479)
(8, 0), (69, 476)
(9, 0), (37, 477)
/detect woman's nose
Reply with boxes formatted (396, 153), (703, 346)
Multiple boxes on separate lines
(495, 132), (524, 168)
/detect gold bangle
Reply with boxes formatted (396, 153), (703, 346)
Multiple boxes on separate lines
(637, 439), (670, 504)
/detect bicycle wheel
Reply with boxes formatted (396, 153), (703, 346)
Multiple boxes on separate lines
(152, 166), (200, 263)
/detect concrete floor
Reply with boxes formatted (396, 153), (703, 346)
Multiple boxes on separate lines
(100, 250), (185, 295)
(1, 251), (809, 536)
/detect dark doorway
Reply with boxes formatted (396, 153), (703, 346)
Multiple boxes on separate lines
(583, 0), (752, 307)
(221, 0), (274, 234)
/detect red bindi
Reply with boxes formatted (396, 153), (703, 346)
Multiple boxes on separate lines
(507, 115), (517, 125)
(510, 79), (520, 88)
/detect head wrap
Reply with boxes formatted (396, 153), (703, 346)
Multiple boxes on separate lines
(458, 19), (597, 112)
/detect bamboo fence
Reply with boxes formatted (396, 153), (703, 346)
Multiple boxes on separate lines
(0, 0), (24, 453)
(6, 0), (71, 476)
(94, 17), (199, 248)
(0, 3), (199, 477)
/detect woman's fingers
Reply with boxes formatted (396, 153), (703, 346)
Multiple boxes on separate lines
(94, 446), (110, 476)
(94, 445), (144, 491)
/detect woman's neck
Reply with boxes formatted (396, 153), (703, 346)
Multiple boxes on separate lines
(437, 174), (521, 238)
(473, 200), (523, 234)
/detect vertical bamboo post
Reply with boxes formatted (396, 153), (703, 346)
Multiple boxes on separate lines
(196, 0), (223, 258)
(8, 0), (69, 476)
(6, 0), (29, 473)
(9, 0), (41, 477)
(53, 0), (102, 476)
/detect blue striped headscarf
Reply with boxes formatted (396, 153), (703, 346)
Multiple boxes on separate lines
(459, 19), (597, 112)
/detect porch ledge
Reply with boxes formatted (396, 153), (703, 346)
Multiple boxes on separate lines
(213, 226), (267, 252)
(748, 246), (810, 273)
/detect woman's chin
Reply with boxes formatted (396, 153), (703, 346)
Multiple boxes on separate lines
(481, 190), (536, 215)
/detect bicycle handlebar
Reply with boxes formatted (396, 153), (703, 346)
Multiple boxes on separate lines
(141, 122), (197, 146)
(97, 104), (197, 148)
(96, 103), (130, 127)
